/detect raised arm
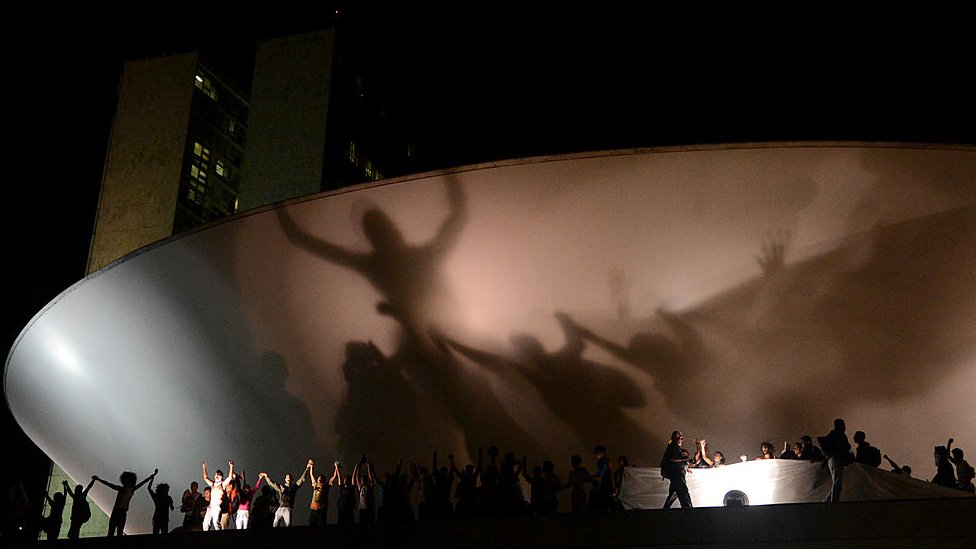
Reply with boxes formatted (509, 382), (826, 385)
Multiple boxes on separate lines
(296, 460), (310, 486)
(134, 469), (158, 490)
(883, 454), (901, 470)
(93, 475), (122, 491)
(366, 460), (376, 485)
(554, 312), (585, 358)
(425, 178), (468, 258)
(700, 440), (715, 466)
(577, 323), (631, 363)
(276, 207), (364, 269)
(202, 462), (214, 487)
(352, 460), (362, 487)
(82, 477), (96, 496)
(223, 461), (236, 487)
(329, 462), (341, 485)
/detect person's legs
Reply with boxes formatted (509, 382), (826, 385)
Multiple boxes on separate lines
(663, 483), (677, 509)
(676, 478), (693, 508)
(826, 457), (843, 502)
(236, 510), (249, 530)
(203, 507), (220, 531)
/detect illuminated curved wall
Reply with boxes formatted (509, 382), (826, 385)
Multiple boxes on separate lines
(6, 144), (976, 533)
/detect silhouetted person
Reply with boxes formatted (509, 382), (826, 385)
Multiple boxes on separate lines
(146, 477), (173, 534)
(63, 478), (94, 539)
(818, 419), (851, 503)
(853, 431), (882, 467)
(588, 445), (614, 512)
(479, 446), (500, 516)
(41, 483), (68, 540)
(260, 460), (310, 527)
(565, 455), (591, 513)
(780, 441), (804, 460)
(249, 484), (275, 530)
(449, 451), (480, 518)
(661, 431), (693, 508)
(542, 460), (563, 514)
(932, 445), (957, 488)
(353, 456), (377, 523)
(336, 470), (356, 525)
(946, 438), (975, 493)
(179, 481), (201, 530)
(800, 436), (824, 461)
(883, 454), (912, 477)
(611, 455), (628, 509)
(94, 468), (157, 536)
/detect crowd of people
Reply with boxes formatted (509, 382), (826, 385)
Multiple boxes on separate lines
(657, 420), (974, 509)
(25, 421), (975, 539)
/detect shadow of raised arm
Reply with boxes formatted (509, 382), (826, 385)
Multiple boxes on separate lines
(424, 177), (469, 259)
(276, 206), (365, 269)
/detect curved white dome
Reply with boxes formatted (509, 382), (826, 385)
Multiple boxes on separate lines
(6, 144), (975, 533)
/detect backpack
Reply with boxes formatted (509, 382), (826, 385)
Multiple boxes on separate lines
(867, 445), (882, 467)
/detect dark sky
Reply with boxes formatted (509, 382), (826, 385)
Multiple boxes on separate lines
(3, 0), (975, 513)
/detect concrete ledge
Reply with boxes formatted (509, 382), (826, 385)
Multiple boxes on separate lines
(9, 497), (974, 548)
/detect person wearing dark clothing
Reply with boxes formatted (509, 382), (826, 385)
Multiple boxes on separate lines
(661, 431), (693, 508)
(63, 478), (95, 540)
(147, 478), (174, 534)
(589, 445), (614, 512)
(853, 431), (882, 467)
(932, 445), (957, 488)
(260, 460), (310, 527)
(42, 484), (68, 540)
(819, 419), (851, 503)
(800, 436), (825, 461)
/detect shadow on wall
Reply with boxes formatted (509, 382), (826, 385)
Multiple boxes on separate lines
(277, 168), (975, 468)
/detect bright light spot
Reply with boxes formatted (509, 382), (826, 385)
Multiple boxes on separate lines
(195, 75), (204, 82)
(48, 334), (84, 377)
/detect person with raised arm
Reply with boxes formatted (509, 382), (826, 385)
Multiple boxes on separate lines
(946, 438), (974, 492)
(308, 460), (339, 526)
(41, 482), (68, 540)
(63, 477), (95, 539)
(260, 459), (311, 527)
(201, 461), (235, 531)
(883, 454), (912, 476)
(233, 471), (261, 530)
(94, 468), (157, 536)
(697, 439), (726, 467)
(146, 476), (174, 534)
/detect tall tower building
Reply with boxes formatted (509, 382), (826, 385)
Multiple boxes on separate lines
(87, 52), (248, 273)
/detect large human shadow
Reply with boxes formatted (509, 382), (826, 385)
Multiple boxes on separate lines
(276, 177), (467, 350)
(334, 339), (446, 461)
(440, 312), (652, 457)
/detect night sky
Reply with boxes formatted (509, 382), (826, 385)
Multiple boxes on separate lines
(4, 0), (975, 516)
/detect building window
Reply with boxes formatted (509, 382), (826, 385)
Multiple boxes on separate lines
(348, 141), (358, 165)
(215, 160), (225, 177)
(193, 71), (218, 101)
(193, 142), (210, 161)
